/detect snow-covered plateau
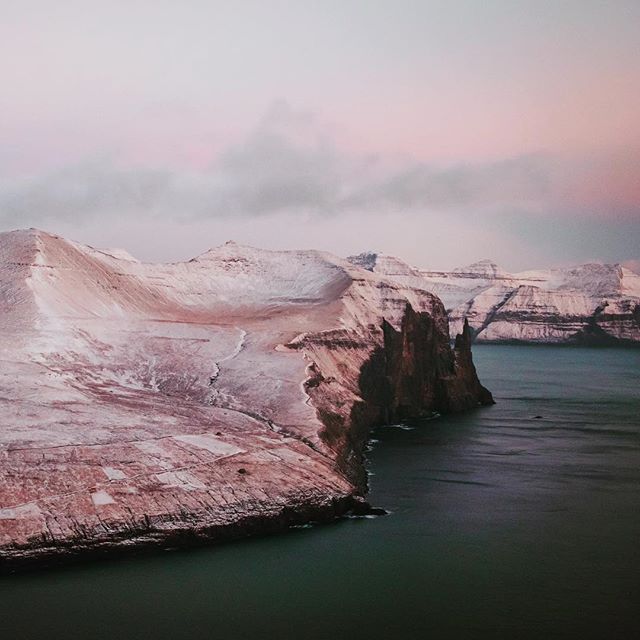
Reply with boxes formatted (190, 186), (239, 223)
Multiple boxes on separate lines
(0, 229), (492, 567)
(349, 253), (640, 345)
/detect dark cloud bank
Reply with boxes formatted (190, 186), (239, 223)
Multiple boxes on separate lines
(1, 103), (560, 225)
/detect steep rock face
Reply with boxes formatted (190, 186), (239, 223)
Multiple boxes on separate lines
(348, 252), (640, 345)
(293, 297), (492, 489)
(0, 230), (491, 567)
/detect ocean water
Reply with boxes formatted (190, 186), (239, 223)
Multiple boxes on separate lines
(1, 346), (638, 640)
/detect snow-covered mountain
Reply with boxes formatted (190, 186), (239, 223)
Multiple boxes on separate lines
(348, 252), (640, 345)
(0, 229), (491, 566)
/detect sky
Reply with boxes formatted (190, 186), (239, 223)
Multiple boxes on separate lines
(1, 0), (639, 271)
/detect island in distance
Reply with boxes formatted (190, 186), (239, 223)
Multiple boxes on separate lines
(0, 229), (493, 568)
(349, 253), (640, 345)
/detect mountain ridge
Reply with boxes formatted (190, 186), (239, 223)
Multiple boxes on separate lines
(348, 251), (640, 345)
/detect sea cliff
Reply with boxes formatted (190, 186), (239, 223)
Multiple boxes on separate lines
(0, 230), (492, 568)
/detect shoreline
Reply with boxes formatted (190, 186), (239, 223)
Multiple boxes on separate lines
(0, 494), (386, 575)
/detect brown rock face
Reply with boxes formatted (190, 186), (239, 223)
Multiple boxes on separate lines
(0, 230), (492, 569)
(302, 307), (493, 490)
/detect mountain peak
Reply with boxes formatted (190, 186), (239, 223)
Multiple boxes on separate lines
(346, 251), (379, 272)
(348, 251), (433, 279)
(453, 259), (507, 279)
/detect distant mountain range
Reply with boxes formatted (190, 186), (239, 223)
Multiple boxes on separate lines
(348, 253), (640, 345)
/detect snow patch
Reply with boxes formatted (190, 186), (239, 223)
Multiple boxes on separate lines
(155, 471), (208, 491)
(173, 434), (243, 457)
(91, 490), (115, 506)
(102, 467), (127, 481)
(0, 503), (42, 520)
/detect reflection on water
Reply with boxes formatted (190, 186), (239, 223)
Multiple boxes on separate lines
(1, 346), (639, 639)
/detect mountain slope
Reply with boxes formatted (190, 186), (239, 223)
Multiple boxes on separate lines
(0, 230), (492, 566)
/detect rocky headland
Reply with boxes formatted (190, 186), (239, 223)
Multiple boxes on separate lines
(0, 230), (492, 569)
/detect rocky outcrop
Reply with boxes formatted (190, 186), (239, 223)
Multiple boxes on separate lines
(295, 302), (493, 490)
(0, 230), (491, 568)
(348, 252), (640, 345)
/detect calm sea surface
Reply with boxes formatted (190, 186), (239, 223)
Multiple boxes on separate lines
(1, 346), (639, 639)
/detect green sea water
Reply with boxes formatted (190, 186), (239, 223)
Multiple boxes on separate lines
(1, 346), (639, 639)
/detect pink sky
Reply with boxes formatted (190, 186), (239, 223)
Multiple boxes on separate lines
(0, 1), (638, 268)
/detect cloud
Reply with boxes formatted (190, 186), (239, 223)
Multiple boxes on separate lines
(1, 102), (638, 230)
(0, 157), (177, 226)
(342, 153), (553, 212)
(208, 102), (348, 216)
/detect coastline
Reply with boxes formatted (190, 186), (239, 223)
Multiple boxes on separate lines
(1, 494), (376, 574)
(0, 233), (492, 571)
